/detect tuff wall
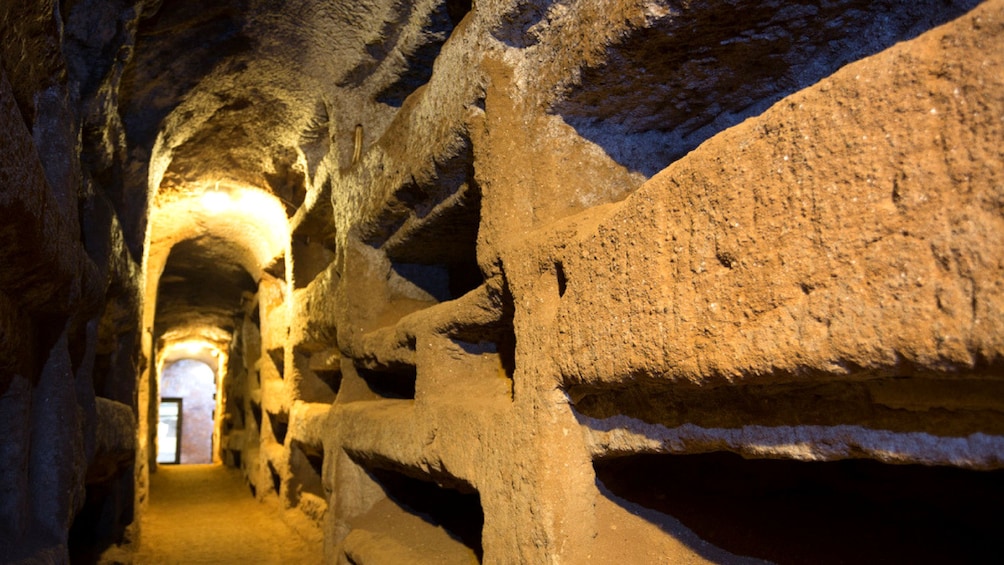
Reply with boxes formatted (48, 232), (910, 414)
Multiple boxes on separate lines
(220, 1), (1004, 563)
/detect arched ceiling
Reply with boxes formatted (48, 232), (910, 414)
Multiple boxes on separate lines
(154, 234), (257, 337)
(124, 0), (463, 220)
(122, 0), (467, 343)
(145, 186), (288, 344)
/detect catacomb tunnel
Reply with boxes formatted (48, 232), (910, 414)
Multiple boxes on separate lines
(2, 0), (1004, 563)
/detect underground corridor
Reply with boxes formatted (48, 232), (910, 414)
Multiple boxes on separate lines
(3, 0), (1004, 563)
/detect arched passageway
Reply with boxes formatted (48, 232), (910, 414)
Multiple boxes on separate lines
(3, 1), (1004, 563)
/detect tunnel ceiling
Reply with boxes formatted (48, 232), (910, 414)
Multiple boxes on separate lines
(118, 0), (468, 340)
(122, 0), (317, 202)
(122, 0), (974, 342)
(121, 0), (462, 206)
(154, 235), (257, 337)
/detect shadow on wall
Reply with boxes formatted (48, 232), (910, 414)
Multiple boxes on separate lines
(552, 0), (981, 176)
(160, 359), (216, 464)
(595, 452), (1004, 563)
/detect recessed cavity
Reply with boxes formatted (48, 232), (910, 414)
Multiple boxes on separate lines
(595, 451), (1004, 564)
(357, 365), (417, 400)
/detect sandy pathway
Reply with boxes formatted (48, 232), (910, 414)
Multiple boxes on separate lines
(131, 464), (323, 564)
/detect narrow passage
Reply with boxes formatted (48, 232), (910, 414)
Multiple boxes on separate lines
(132, 465), (322, 564)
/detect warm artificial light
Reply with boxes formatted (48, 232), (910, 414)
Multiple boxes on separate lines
(164, 339), (219, 361)
(151, 181), (290, 277)
(201, 182), (232, 214)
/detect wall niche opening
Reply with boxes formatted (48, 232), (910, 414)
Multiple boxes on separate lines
(290, 440), (325, 501)
(249, 400), (263, 432)
(292, 234), (336, 290)
(356, 364), (417, 400)
(267, 459), (282, 497)
(267, 410), (289, 445)
(293, 345), (342, 403)
(594, 451), (1004, 564)
(368, 466), (484, 562)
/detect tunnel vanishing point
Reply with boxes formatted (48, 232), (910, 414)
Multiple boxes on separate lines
(3, 0), (1004, 563)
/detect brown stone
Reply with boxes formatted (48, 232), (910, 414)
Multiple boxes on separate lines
(1, 0), (1002, 563)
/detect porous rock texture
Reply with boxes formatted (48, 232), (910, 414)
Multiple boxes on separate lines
(2, 0), (142, 562)
(2, 0), (1004, 563)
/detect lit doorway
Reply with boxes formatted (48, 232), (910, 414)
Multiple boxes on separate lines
(157, 398), (183, 464)
(159, 358), (217, 464)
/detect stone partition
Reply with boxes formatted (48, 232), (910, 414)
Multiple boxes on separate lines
(2, 0), (1002, 563)
(1, 1), (143, 560)
(216, 1), (1004, 562)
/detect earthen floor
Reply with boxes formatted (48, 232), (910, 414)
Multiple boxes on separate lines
(130, 464), (322, 564)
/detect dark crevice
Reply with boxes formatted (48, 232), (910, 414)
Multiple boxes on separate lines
(357, 365), (417, 400)
(389, 262), (452, 303)
(264, 256), (285, 279)
(227, 449), (241, 469)
(249, 400), (262, 432)
(267, 460), (281, 496)
(715, 251), (736, 269)
(290, 441), (325, 500)
(223, 393), (244, 432)
(447, 258), (484, 300)
(446, 0), (472, 26)
(570, 377), (1004, 437)
(305, 450), (324, 478)
(249, 298), (261, 326)
(264, 155), (308, 214)
(365, 466), (484, 561)
(496, 279), (517, 392)
(267, 346), (284, 378)
(554, 261), (567, 297)
(595, 452), (1004, 564)
(313, 369), (342, 396)
(267, 411), (289, 445)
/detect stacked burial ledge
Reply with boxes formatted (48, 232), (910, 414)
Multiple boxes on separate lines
(1, 0), (1003, 563)
(214, 1), (1004, 564)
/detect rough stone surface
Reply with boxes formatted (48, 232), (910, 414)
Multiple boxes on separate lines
(90, 398), (137, 484)
(2, 0), (1003, 563)
(1, 0), (144, 560)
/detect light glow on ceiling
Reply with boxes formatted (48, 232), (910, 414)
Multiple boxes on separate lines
(149, 181), (290, 277)
(162, 339), (220, 362)
(201, 185), (232, 214)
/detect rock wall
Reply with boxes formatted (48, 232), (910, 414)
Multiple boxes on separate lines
(218, 1), (1004, 563)
(0, 0), (144, 562)
(2, 0), (1003, 563)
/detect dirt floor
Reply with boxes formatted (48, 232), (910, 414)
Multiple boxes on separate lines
(124, 464), (323, 564)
